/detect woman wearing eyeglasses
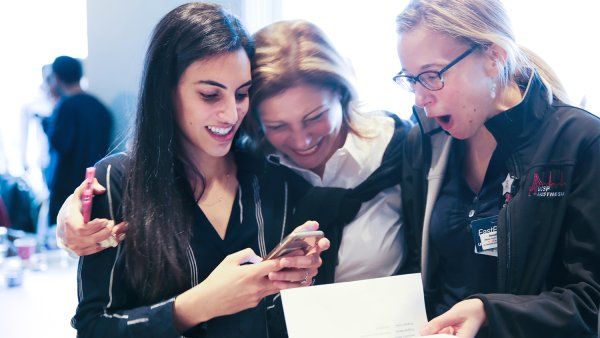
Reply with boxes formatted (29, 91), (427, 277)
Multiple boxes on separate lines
(396, 0), (600, 337)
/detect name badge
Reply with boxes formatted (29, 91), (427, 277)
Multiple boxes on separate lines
(470, 215), (498, 257)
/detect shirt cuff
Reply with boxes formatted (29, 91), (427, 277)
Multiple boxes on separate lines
(126, 298), (183, 337)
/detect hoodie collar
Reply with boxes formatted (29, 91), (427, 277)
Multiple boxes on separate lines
(485, 71), (550, 153)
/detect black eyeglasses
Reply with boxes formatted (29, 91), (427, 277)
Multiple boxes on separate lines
(393, 45), (478, 92)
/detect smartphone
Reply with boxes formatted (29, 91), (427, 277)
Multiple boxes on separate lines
(264, 230), (324, 260)
(81, 167), (96, 223)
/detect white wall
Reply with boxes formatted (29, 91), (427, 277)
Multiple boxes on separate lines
(86, 0), (600, 149)
(0, 1), (88, 176)
(275, 1), (600, 118)
(85, 0), (242, 150)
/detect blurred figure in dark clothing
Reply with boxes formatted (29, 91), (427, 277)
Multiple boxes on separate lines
(43, 56), (113, 226)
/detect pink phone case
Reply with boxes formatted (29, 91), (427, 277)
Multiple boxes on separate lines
(81, 167), (96, 223)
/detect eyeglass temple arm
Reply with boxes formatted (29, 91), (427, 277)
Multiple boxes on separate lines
(439, 45), (479, 75)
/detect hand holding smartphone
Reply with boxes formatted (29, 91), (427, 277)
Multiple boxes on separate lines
(264, 230), (324, 260)
(81, 167), (96, 223)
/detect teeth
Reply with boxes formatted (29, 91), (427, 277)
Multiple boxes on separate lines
(295, 143), (318, 155)
(207, 126), (233, 136)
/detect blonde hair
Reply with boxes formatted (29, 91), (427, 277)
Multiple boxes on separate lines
(396, 0), (568, 104)
(249, 20), (370, 150)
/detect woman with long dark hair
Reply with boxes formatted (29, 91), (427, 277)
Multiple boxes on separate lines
(59, 20), (412, 285)
(72, 3), (328, 337)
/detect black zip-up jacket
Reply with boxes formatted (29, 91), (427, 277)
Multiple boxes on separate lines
(400, 73), (600, 337)
(73, 152), (312, 338)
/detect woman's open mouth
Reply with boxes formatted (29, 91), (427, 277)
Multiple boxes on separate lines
(206, 125), (235, 141)
(435, 115), (452, 130)
(292, 140), (321, 156)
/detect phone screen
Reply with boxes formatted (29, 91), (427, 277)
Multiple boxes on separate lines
(264, 230), (323, 260)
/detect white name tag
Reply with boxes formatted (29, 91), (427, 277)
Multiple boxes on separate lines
(470, 215), (498, 257)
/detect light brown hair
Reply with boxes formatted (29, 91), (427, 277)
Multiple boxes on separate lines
(249, 20), (371, 151)
(397, 0), (568, 104)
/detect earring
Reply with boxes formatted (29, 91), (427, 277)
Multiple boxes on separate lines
(490, 81), (497, 99)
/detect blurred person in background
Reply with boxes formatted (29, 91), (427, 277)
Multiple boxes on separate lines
(17, 64), (61, 238)
(43, 55), (113, 228)
(21, 64), (60, 177)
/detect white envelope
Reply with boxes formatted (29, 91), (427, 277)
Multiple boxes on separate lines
(281, 273), (450, 338)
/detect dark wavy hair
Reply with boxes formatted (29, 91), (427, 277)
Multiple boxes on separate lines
(123, 2), (253, 303)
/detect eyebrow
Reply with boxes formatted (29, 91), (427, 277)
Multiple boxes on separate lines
(401, 63), (443, 74)
(262, 104), (327, 125)
(196, 79), (252, 90)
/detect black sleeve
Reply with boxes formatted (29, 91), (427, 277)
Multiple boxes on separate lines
(473, 138), (600, 337)
(398, 126), (426, 275)
(72, 154), (182, 338)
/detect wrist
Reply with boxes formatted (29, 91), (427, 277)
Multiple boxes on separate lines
(173, 282), (216, 332)
(469, 298), (488, 325)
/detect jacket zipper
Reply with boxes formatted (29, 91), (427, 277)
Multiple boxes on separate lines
(503, 200), (512, 291)
(503, 154), (521, 291)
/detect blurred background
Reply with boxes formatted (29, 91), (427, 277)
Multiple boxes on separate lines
(0, 1), (598, 337)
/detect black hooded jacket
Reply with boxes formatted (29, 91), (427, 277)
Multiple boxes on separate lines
(401, 73), (600, 337)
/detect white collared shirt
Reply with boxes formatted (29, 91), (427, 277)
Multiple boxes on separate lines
(278, 114), (405, 282)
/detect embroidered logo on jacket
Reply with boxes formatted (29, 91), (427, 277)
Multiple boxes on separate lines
(528, 169), (566, 197)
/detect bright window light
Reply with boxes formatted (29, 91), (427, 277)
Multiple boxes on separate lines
(0, 0), (88, 176)
(272, 1), (600, 118)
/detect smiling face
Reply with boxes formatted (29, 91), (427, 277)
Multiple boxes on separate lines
(173, 49), (251, 160)
(258, 84), (346, 174)
(397, 24), (497, 140)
